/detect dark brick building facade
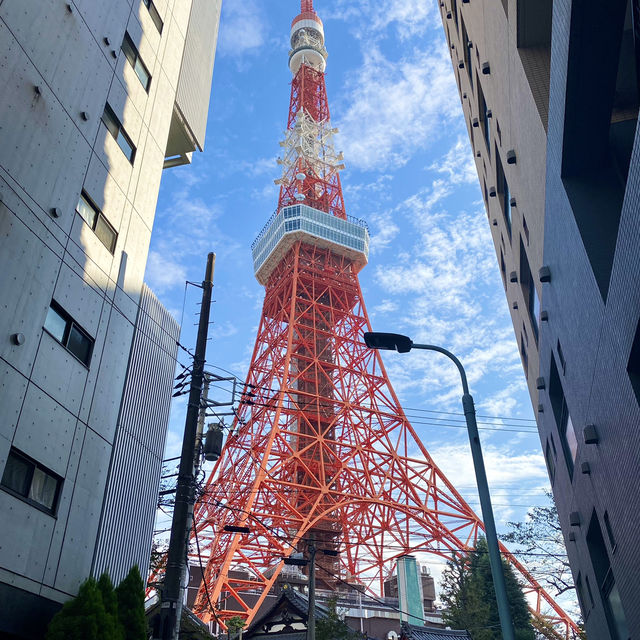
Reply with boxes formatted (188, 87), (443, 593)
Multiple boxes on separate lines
(438, 0), (640, 638)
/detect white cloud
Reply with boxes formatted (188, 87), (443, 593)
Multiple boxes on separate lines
(427, 441), (550, 527)
(364, 164), (523, 415)
(329, 0), (438, 40)
(212, 320), (239, 339)
(343, 174), (393, 210)
(218, 0), (264, 58)
(478, 386), (527, 418)
(373, 299), (398, 315)
(429, 136), (478, 185)
(145, 251), (188, 295)
(246, 156), (277, 177)
(368, 210), (400, 254)
(145, 175), (242, 296)
(337, 44), (462, 171)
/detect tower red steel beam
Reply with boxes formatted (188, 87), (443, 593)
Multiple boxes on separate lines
(186, 3), (580, 638)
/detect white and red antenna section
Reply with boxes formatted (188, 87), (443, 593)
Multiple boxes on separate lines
(276, 0), (346, 218)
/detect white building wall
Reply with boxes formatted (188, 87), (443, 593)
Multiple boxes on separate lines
(0, 0), (219, 636)
(92, 284), (180, 584)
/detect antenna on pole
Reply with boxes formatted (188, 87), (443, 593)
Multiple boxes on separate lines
(301, 0), (314, 13)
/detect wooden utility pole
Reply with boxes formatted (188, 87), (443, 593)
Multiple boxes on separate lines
(155, 253), (215, 640)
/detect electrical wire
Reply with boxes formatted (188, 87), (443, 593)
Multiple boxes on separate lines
(192, 519), (224, 627)
(189, 498), (565, 634)
(198, 367), (538, 434)
(206, 365), (538, 425)
(192, 497), (567, 560)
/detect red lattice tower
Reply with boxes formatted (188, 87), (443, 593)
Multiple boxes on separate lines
(187, 2), (579, 637)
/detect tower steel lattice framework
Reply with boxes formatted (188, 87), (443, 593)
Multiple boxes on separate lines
(189, 2), (579, 637)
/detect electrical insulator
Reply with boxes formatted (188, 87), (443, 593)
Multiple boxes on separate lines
(203, 424), (223, 461)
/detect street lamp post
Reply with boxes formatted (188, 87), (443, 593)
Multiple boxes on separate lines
(363, 332), (516, 640)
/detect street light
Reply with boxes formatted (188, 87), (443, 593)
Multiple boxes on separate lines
(363, 331), (516, 640)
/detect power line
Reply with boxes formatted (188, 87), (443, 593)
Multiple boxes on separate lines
(190, 497), (567, 559)
(205, 364), (538, 425)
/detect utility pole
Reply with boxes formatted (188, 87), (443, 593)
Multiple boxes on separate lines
(307, 536), (317, 640)
(156, 253), (215, 640)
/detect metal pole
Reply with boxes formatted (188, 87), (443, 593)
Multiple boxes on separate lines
(156, 253), (216, 640)
(412, 343), (515, 640)
(307, 537), (317, 640)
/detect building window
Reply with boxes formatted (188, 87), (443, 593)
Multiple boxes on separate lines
(143, 0), (163, 33)
(461, 20), (472, 88)
(520, 326), (529, 376)
(531, 278), (541, 332)
(604, 511), (617, 552)
(44, 301), (94, 366)
(451, 0), (459, 31)
(586, 511), (629, 640)
(575, 573), (593, 619)
(497, 152), (511, 237)
(499, 248), (506, 288)
(544, 440), (555, 483)
(545, 436), (557, 484)
(519, 238), (539, 338)
(1, 448), (62, 514)
(557, 340), (566, 374)
(627, 317), (640, 405)
(549, 355), (578, 476)
(122, 32), (151, 91)
(76, 191), (118, 253)
(522, 212), (529, 244)
(479, 83), (490, 151)
(633, 0), (640, 96)
(102, 103), (136, 163)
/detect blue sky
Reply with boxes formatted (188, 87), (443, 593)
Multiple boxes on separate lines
(147, 0), (556, 605)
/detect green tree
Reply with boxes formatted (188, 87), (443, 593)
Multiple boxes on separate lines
(315, 596), (353, 640)
(227, 615), (246, 639)
(98, 572), (125, 640)
(440, 551), (490, 635)
(46, 577), (118, 640)
(440, 538), (535, 640)
(503, 492), (574, 598)
(116, 565), (148, 640)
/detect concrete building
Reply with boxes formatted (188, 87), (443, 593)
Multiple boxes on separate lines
(0, 0), (220, 637)
(438, 0), (639, 638)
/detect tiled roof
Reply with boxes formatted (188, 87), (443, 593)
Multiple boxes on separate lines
(401, 623), (471, 640)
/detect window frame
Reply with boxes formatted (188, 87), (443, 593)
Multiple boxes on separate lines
(519, 237), (539, 340)
(43, 300), (94, 367)
(545, 435), (557, 484)
(461, 19), (473, 89)
(587, 511), (629, 639)
(142, 0), (164, 33)
(497, 151), (511, 237)
(122, 32), (152, 92)
(102, 103), (136, 163)
(76, 191), (118, 253)
(1, 448), (63, 516)
(520, 323), (529, 376)
(549, 354), (578, 476)
(559, 403), (579, 473)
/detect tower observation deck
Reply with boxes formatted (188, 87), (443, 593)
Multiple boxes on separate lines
(186, 2), (579, 638)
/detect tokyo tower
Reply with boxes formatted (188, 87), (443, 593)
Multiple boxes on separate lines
(190, 1), (577, 636)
